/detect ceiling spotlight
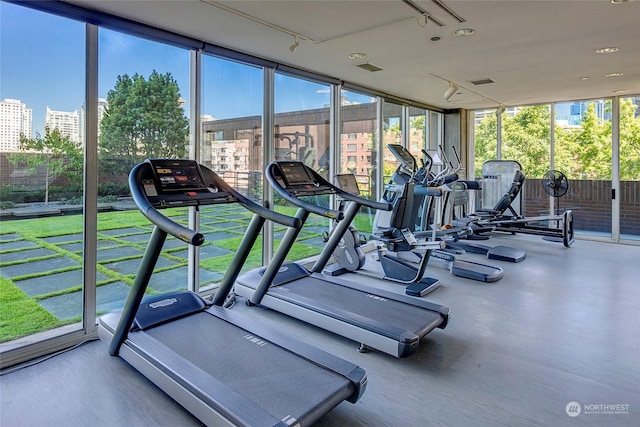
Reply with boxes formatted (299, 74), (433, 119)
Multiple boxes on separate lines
(596, 47), (619, 54)
(348, 52), (367, 60)
(444, 82), (459, 101)
(289, 36), (300, 53)
(605, 72), (624, 77)
(453, 28), (475, 36)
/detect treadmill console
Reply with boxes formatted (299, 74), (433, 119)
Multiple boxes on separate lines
(149, 159), (207, 192)
(335, 174), (360, 196)
(387, 144), (416, 172)
(273, 161), (334, 196)
(139, 159), (232, 208)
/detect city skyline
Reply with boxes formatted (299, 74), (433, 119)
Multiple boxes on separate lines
(0, 2), (332, 139)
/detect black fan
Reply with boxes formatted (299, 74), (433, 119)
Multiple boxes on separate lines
(542, 170), (569, 197)
(542, 170), (569, 214)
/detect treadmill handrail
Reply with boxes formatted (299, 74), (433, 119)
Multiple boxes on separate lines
(266, 161), (392, 216)
(129, 163), (204, 246)
(199, 166), (301, 229)
(129, 162), (301, 245)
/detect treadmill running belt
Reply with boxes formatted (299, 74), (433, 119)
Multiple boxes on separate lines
(142, 312), (352, 423)
(276, 275), (443, 336)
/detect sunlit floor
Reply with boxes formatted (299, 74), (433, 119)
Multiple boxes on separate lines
(1, 234), (639, 427)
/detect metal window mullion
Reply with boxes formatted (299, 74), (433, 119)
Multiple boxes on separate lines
(82, 23), (98, 334)
(262, 68), (275, 264)
(329, 84), (341, 210)
(611, 96), (620, 241)
(550, 103), (556, 215)
(375, 97), (384, 201)
(188, 49), (202, 292)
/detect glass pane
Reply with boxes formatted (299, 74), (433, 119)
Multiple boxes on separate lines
(555, 100), (612, 236)
(274, 73), (331, 262)
(339, 90), (378, 234)
(200, 56), (264, 280)
(1, 4), (85, 342)
(473, 109), (498, 179)
(97, 29), (190, 307)
(382, 101), (403, 182)
(408, 106), (426, 155)
(619, 96), (640, 240)
(501, 105), (551, 217)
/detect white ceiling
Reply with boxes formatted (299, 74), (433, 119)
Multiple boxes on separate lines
(68, 0), (640, 110)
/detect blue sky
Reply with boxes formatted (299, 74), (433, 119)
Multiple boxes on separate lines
(1, 2), (332, 136)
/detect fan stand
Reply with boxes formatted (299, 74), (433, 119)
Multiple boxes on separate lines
(541, 170), (569, 242)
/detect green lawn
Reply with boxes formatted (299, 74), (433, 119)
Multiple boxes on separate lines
(0, 204), (341, 343)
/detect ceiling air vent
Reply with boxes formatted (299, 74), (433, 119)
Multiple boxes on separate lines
(470, 78), (494, 85)
(357, 63), (383, 72)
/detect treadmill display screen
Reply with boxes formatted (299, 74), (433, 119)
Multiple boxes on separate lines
(280, 162), (316, 187)
(335, 174), (360, 195)
(387, 144), (416, 170)
(149, 159), (207, 192)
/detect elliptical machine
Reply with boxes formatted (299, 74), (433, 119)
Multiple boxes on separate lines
(372, 145), (505, 283)
(323, 171), (444, 297)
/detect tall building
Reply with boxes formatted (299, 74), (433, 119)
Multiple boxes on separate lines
(0, 98), (33, 152)
(78, 98), (108, 142)
(45, 107), (81, 143)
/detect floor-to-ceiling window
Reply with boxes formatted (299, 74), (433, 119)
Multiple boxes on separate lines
(96, 29), (192, 306)
(273, 72), (331, 262)
(618, 96), (640, 241)
(199, 55), (265, 279)
(472, 97), (639, 241)
(382, 101), (403, 181)
(339, 89), (379, 234)
(0, 3), (86, 345)
(555, 99), (613, 237)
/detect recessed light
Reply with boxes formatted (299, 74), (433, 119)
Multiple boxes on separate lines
(453, 28), (475, 36)
(431, 36), (441, 42)
(348, 52), (367, 60)
(611, 0), (632, 4)
(579, 77), (590, 80)
(596, 47), (619, 54)
(613, 90), (626, 93)
(605, 72), (624, 77)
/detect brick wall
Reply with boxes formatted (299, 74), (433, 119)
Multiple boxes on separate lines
(523, 179), (640, 235)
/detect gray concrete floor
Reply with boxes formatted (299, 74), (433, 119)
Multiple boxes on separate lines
(1, 234), (639, 427)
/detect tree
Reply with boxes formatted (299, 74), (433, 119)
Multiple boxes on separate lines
(473, 102), (640, 181)
(473, 112), (498, 177)
(8, 127), (83, 204)
(618, 98), (640, 180)
(502, 105), (551, 178)
(99, 70), (189, 177)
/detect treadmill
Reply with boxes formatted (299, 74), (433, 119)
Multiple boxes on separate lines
(98, 159), (366, 427)
(231, 161), (450, 358)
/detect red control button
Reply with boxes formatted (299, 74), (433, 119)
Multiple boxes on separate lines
(187, 191), (197, 196)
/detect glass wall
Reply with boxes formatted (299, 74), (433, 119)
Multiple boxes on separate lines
(555, 100), (612, 236)
(0, 4), (86, 343)
(408, 106), (427, 155)
(200, 55), (264, 279)
(0, 0), (445, 364)
(339, 89), (379, 233)
(96, 29), (191, 305)
(472, 98), (640, 240)
(382, 101), (403, 181)
(619, 97), (640, 240)
(273, 73), (331, 262)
